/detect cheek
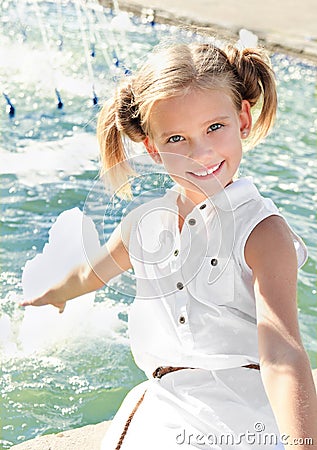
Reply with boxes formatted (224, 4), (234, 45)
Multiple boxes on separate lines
(218, 131), (242, 158)
(160, 152), (189, 171)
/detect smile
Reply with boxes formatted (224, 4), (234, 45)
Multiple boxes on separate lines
(188, 161), (224, 178)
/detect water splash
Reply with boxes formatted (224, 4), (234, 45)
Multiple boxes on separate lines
(0, 207), (129, 358)
(109, 11), (135, 32)
(237, 28), (258, 49)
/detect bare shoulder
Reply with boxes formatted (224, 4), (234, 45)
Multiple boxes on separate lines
(245, 214), (297, 274)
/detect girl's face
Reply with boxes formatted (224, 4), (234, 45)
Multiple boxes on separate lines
(144, 88), (251, 204)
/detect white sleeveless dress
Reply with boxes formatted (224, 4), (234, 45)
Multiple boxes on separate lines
(100, 177), (307, 450)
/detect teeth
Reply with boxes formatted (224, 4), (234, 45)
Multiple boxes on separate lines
(192, 162), (221, 177)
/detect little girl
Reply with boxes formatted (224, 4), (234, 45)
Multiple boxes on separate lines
(21, 43), (317, 449)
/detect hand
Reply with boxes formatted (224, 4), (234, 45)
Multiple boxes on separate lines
(20, 290), (66, 314)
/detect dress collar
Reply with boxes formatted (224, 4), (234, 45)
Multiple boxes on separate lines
(165, 177), (260, 212)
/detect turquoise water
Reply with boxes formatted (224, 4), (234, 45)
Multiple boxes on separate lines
(0, 1), (316, 448)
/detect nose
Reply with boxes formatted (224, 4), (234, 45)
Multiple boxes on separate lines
(187, 136), (214, 165)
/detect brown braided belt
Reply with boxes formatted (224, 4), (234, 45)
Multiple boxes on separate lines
(152, 364), (260, 379)
(115, 364), (260, 449)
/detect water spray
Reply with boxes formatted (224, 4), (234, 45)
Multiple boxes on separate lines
(112, 50), (131, 75)
(33, 0), (63, 110)
(91, 43), (96, 58)
(92, 87), (98, 106)
(3, 93), (15, 118)
(55, 89), (63, 109)
(57, 0), (64, 51)
(75, 0), (99, 107)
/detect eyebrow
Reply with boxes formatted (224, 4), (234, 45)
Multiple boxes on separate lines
(159, 116), (231, 139)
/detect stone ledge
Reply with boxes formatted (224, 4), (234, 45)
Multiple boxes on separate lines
(10, 421), (111, 450)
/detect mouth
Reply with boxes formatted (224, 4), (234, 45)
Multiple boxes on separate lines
(187, 160), (224, 179)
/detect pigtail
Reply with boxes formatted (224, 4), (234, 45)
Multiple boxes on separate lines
(97, 80), (146, 199)
(225, 45), (277, 148)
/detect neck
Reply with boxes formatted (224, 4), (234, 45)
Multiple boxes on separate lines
(179, 179), (234, 207)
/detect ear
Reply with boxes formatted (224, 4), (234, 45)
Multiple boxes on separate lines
(143, 137), (162, 164)
(239, 100), (252, 139)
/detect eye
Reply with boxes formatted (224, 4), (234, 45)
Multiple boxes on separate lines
(167, 135), (185, 143)
(207, 123), (223, 132)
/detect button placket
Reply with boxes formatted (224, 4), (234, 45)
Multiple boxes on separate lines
(170, 229), (182, 272)
(172, 204), (197, 345)
(174, 275), (187, 317)
(186, 201), (210, 231)
(179, 315), (186, 324)
(176, 281), (184, 290)
(173, 287), (193, 349)
(176, 301), (194, 348)
(178, 302), (188, 326)
(174, 270), (189, 325)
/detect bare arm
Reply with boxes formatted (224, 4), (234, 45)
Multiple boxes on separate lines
(20, 214), (133, 313)
(245, 215), (317, 449)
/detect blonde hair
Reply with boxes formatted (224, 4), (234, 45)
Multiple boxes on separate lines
(97, 43), (277, 198)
